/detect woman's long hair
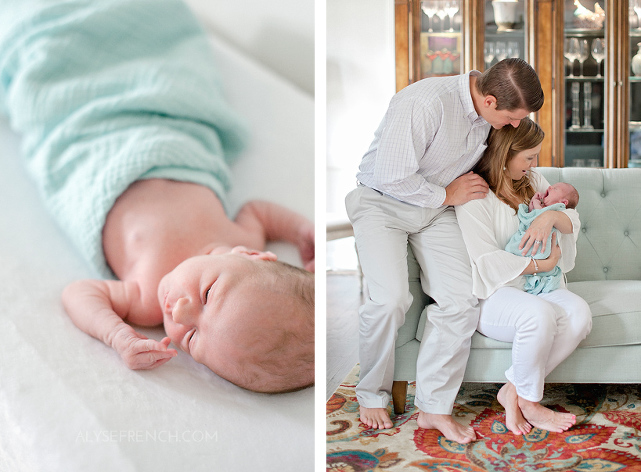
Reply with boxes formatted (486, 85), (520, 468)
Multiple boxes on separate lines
(473, 117), (544, 212)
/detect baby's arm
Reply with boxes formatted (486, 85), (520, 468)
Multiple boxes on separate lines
(529, 192), (545, 211)
(234, 200), (315, 272)
(62, 280), (177, 369)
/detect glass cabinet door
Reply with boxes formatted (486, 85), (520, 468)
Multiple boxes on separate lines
(396, 0), (636, 168)
(630, 0), (641, 167)
(483, 0), (528, 70)
(563, 0), (606, 168)
(418, 0), (464, 79)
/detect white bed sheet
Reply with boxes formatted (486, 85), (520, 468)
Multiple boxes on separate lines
(0, 30), (314, 472)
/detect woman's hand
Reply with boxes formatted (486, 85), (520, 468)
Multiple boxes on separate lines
(519, 211), (556, 255)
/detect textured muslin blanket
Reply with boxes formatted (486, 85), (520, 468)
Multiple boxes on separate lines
(505, 203), (565, 295)
(0, 0), (247, 277)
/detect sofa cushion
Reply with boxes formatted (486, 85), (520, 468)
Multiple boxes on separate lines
(415, 280), (641, 350)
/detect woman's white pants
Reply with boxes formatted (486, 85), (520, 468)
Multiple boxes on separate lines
(477, 286), (592, 402)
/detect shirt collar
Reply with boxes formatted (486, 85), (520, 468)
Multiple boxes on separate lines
(459, 70), (484, 124)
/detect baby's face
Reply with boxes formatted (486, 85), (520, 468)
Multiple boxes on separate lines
(542, 182), (572, 206)
(158, 246), (279, 378)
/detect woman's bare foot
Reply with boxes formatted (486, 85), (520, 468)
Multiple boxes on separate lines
(417, 411), (476, 444)
(497, 382), (532, 435)
(359, 406), (393, 430)
(518, 397), (576, 433)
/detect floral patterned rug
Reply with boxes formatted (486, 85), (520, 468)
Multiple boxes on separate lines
(327, 365), (641, 471)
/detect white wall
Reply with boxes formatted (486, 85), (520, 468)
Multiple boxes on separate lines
(326, 0), (396, 215)
(184, 0), (314, 96)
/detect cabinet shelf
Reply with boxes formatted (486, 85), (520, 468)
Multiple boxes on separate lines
(566, 128), (604, 133)
(566, 76), (604, 82)
(565, 28), (604, 38)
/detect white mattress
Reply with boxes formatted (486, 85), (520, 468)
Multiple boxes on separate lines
(0, 28), (314, 472)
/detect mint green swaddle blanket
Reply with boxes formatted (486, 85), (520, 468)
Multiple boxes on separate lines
(505, 203), (565, 295)
(0, 0), (247, 277)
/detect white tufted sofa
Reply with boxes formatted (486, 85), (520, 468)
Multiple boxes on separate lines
(391, 167), (641, 414)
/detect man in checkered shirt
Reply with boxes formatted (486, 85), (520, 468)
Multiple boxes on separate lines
(345, 58), (544, 443)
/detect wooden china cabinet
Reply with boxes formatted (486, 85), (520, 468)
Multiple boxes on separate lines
(395, 0), (641, 168)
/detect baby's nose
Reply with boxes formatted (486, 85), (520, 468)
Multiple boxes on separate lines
(172, 297), (197, 325)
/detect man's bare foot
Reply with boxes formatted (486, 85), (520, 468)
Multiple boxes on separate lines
(417, 411), (476, 444)
(518, 397), (576, 433)
(359, 406), (393, 430)
(497, 382), (532, 435)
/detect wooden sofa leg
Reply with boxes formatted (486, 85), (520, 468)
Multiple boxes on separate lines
(392, 381), (408, 415)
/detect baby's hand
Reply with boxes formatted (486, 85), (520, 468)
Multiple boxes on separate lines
(297, 221), (315, 272)
(529, 192), (544, 211)
(113, 327), (177, 370)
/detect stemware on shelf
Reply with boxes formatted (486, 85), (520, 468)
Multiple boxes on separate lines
(591, 38), (605, 78)
(484, 42), (495, 69)
(577, 39), (589, 78)
(564, 37), (580, 78)
(495, 41), (507, 62)
(570, 82), (582, 130)
(421, 1), (437, 33)
(507, 41), (520, 59)
(435, 1), (448, 32)
(444, 1), (459, 32)
(583, 82), (594, 130)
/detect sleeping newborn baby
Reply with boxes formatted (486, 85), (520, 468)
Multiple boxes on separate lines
(65, 181), (315, 393)
(0, 0), (314, 393)
(505, 182), (579, 295)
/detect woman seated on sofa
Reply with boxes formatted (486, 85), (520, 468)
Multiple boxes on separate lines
(455, 118), (592, 435)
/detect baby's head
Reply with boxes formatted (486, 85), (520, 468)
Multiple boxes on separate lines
(542, 182), (579, 209)
(158, 246), (314, 393)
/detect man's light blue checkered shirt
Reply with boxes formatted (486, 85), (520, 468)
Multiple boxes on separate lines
(356, 71), (491, 208)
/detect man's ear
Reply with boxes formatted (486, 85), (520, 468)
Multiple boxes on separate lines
(483, 94), (497, 109)
(230, 246), (278, 261)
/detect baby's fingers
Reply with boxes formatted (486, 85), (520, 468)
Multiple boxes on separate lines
(135, 352), (177, 370)
(123, 339), (177, 369)
(127, 349), (177, 370)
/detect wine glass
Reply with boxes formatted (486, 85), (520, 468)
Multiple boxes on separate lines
(495, 41), (507, 62)
(484, 42), (495, 69)
(507, 41), (520, 59)
(591, 38), (605, 78)
(444, 0), (459, 32)
(577, 39), (589, 77)
(421, 1), (437, 33)
(564, 37), (580, 78)
(435, 1), (448, 32)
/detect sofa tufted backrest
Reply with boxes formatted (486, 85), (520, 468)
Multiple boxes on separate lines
(538, 167), (641, 282)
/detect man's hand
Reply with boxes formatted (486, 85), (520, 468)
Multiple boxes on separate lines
(443, 172), (489, 206)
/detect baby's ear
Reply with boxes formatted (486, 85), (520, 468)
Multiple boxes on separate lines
(230, 246), (278, 261)
(560, 198), (569, 207)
